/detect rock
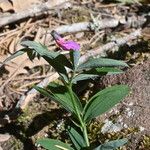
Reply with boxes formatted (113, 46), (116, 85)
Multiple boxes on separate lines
(96, 60), (150, 148)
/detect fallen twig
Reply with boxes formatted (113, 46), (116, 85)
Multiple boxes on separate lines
(54, 19), (119, 34)
(48, 16), (146, 34)
(0, 29), (141, 126)
(79, 29), (142, 64)
(0, 0), (70, 28)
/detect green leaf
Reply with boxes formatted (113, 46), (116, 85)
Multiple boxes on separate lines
(55, 54), (72, 69)
(34, 86), (51, 97)
(80, 67), (123, 77)
(47, 56), (69, 82)
(49, 55), (72, 82)
(93, 138), (128, 150)
(2, 49), (27, 65)
(47, 83), (83, 114)
(37, 138), (74, 150)
(34, 86), (76, 114)
(95, 67), (123, 74)
(70, 50), (80, 70)
(83, 85), (130, 122)
(67, 126), (86, 150)
(71, 74), (98, 84)
(77, 58), (128, 70)
(21, 41), (59, 59)
(27, 50), (37, 61)
(21, 41), (72, 82)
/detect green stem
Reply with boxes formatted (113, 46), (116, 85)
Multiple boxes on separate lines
(67, 84), (90, 147)
(83, 124), (90, 147)
(67, 85), (83, 126)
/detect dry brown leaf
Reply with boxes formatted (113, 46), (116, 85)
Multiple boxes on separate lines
(0, 134), (10, 142)
(0, 0), (13, 12)
(11, 0), (40, 12)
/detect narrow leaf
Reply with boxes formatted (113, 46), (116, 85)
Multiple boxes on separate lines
(83, 85), (130, 122)
(34, 86), (76, 114)
(93, 138), (128, 150)
(47, 83), (83, 114)
(21, 41), (59, 59)
(72, 74), (98, 84)
(48, 55), (72, 82)
(27, 50), (37, 61)
(70, 50), (80, 70)
(78, 58), (128, 70)
(37, 138), (74, 150)
(95, 67), (123, 74)
(67, 126), (86, 150)
(81, 67), (123, 76)
(2, 49), (27, 65)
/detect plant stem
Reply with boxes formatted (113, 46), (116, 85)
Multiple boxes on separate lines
(67, 85), (83, 125)
(83, 124), (90, 147)
(67, 84), (90, 147)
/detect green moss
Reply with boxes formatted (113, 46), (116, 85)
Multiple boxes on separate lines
(138, 135), (150, 149)
(88, 120), (141, 149)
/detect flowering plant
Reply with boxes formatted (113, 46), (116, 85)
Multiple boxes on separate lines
(4, 31), (130, 150)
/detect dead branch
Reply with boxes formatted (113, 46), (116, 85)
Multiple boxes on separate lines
(54, 19), (119, 34)
(0, 0), (70, 27)
(47, 15), (146, 34)
(0, 29), (141, 126)
(79, 29), (142, 64)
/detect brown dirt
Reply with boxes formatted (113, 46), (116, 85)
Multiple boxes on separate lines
(96, 60), (150, 149)
(0, 0), (150, 149)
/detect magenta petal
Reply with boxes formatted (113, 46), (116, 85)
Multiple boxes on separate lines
(62, 41), (80, 51)
(57, 40), (80, 51)
(51, 30), (80, 51)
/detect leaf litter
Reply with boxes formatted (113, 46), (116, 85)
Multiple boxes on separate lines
(0, 0), (149, 149)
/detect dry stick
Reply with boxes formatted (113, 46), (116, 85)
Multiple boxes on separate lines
(54, 19), (119, 34)
(16, 73), (59, 110)
(0, 0), (70, 27)
(0, 29), (141, 126)
(47, 15), (146, 34)
(79, 29), (142, 64)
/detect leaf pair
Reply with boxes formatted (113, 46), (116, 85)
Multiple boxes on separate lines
(34, 83), (82, 116)
(71, 58), (128, 84)
(37, 136), (128, 150)
(82, 85), (130, 123)
(2, 41), (128, 84)
(67, 127), (128, 150)
(35, 83), (130, 124)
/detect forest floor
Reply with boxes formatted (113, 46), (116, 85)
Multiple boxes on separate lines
(0, 0), (149, 150)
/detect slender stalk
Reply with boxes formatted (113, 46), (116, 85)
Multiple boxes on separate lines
(67, 85), (83, 126)
(67, 84), (90, 147)
(83, 124), (90, 147)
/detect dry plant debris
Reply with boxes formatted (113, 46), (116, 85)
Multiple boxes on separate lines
(0, 0), (149, 149)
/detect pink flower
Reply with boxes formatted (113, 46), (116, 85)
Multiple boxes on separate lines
(51, 30), (80, 51)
